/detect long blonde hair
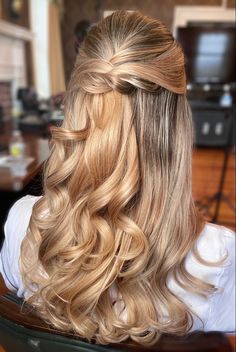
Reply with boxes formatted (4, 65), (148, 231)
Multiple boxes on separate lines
(21, 11), (214, 346)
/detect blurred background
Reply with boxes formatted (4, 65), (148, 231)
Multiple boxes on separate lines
(0, 0), (235, 242)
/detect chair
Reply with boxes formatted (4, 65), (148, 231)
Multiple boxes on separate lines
(0, 293), (233, 352)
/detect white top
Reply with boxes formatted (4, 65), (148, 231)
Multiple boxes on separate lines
(0, 195), (235, 332)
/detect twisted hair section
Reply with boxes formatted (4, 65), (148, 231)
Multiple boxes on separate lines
(21, 11), (214, 346)
(75, 40), (185, 95)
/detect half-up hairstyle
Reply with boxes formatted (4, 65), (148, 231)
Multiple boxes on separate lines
(20, 10), (215, 346)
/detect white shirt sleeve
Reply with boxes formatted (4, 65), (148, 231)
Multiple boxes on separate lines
(204, 226), (235, 332)
(167, 223), (235, 332)
(0, 195), (40, 297)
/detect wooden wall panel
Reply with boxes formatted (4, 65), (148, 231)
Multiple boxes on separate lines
(227, 0), (235, 7)
(61, 0), (98, 84)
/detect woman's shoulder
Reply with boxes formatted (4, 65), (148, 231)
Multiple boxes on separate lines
(4, 195), (41, 243)
(194, 223), (235, 332)
(168, 223), (235, 331)
(184, 222), (235, 281)
(195, 222), (235, 262)
(6, 195), (41, 220)
(8, 194), (40, 214)
(0, 195), (41, 294)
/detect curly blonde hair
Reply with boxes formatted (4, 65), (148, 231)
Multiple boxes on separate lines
(20, 10), (214, 346)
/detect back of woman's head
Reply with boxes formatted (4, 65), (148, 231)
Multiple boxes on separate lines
(21, 10), (212, 346)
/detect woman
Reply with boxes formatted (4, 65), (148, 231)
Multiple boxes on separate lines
(0, 11), (235, 346)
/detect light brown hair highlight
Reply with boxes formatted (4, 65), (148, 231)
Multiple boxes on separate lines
(20, 11), (214, 346)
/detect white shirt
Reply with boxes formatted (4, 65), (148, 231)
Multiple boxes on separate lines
(0, 195), (235, 332)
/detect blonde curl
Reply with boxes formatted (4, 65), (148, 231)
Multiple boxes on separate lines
(20, 11), (215, 346)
